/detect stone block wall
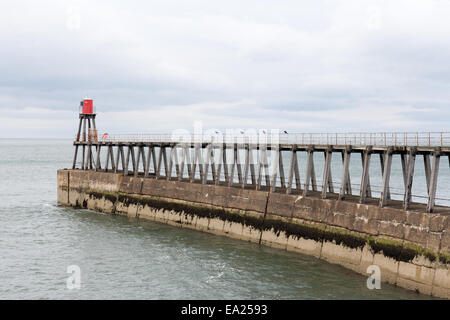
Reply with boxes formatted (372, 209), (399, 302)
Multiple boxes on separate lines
(57, 169), (450, 299)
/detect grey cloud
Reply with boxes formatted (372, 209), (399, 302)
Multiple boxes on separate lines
(0, 0), (449, 137)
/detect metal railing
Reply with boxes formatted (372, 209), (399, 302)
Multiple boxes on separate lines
(96, 132), (450, 147)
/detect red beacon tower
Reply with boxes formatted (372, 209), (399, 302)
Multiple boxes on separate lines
(75, 98), (98, 142)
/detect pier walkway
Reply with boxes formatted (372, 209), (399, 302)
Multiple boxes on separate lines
(72, 131), (450, 213)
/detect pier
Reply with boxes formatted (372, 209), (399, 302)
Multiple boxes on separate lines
(72, 130), (450, 213)
(59, 99), (450, 299)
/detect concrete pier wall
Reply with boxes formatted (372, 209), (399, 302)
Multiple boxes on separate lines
(57, 169), (450, 299)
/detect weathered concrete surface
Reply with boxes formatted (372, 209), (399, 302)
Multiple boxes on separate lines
(57, 169), (450, 299)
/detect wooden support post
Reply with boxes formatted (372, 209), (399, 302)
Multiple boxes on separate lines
(339, 148), (351, 200)
(321, 149), (333, 199)
(286, 146), (299, 194)
(105, 145), (110, 172)
(134, 146), (141, 177)
(379, 149), (393, 207)
(156, 146), (163, 179)
(87, 118), (91, 142)
(341, 151), (352, 195)
(72, 145), (79, 169)
(168, 147), (175, 180)
(151, 147), (157, 175)
(279, 149), (286, 189)
(257, 147), (270, 190)
(174, 146), (180, 179)
(109, 145), (115, 172)
(204, 144), (216, 184)
(87, 145), (92, 169)
(427, 151), (440, 213)
(95, 145), (101, 171)
(219, 145), (226, 184)
(76, 118), (83, 142)
(310, 153), (317, 191)
(303, 149), (315, 197)
(361, 152), (371, 197)
(270, 147), (281, 193)
(131, 146), (137, 176)
(114, 145), (121, 173)
(403, 149), (417, 210)
(264, 148), (270, 188)
(90, 145), (95, 169)
(242, 144), (250, 189)
(185, 146), (192, 180)
(215, 145), (222, 185)
(229, 145), (236, 187)
(87, 144), (93, 169)
(236, 145), (243, 185)
(203, 145), (211, 184)
(401, 153), (408, 189)
(256, 149), (262, 191)
(140, 146), (146, 176)
(294, 151), (301, 191)
(211, 146), (219, 184)
(192, 145), (203, 183)
(191, 145), (197, 182)
(136, 146), (145, 177)
(86, 144), (91, 170)
(359, 148), (372, 204)
(424, 154), (431, 195)
(210, 146), (216, 183)
(82, 118), (86, 142)
(379, 153), (390, 199)
(81, 145), (86, 170)
(162, 146), (169, 178)
(222, 146), (229, 185)
(327, 161), (334, 193)
(92, 118), (97, 135)
(249, 146), (256, 185)
(256, 147), (266, 190)
(145, 147), (152, 177)
(178, 145), (186, 180)
(124, 146), (131, 176)
(120, 146), (125, 173)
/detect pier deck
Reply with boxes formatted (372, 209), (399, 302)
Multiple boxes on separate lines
(72, 131), (450, 214)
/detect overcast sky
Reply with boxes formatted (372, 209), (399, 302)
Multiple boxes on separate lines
(1, 0), (450, 138)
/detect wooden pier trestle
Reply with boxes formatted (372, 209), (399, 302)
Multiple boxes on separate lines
(72, 137), (450, 213)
